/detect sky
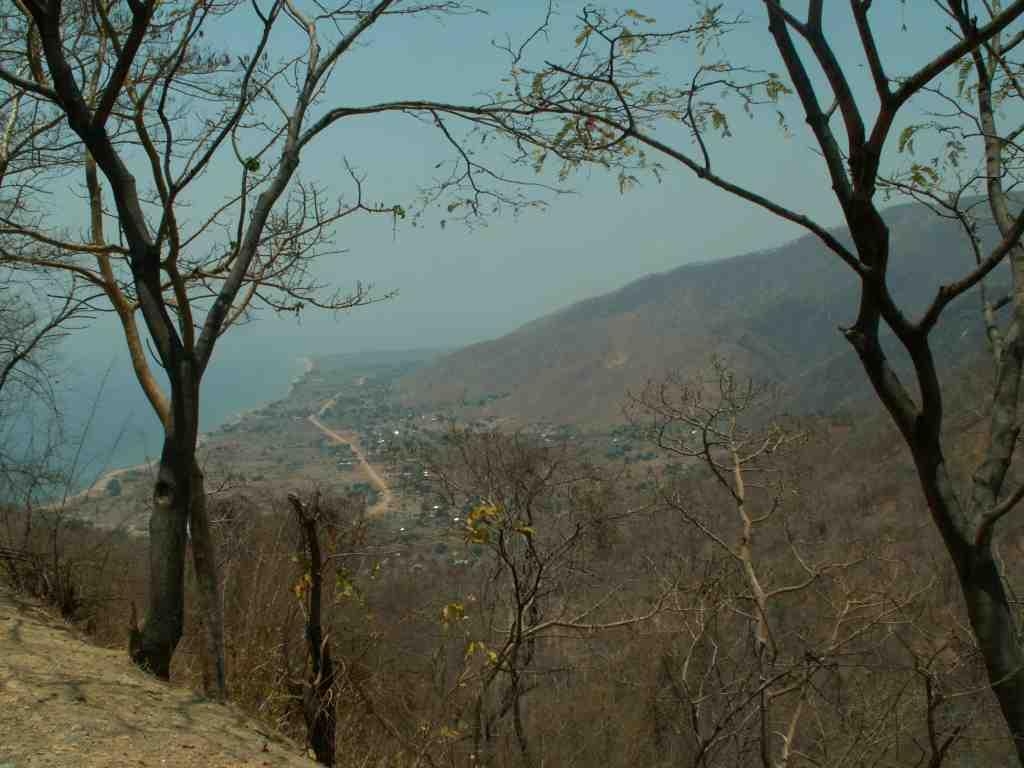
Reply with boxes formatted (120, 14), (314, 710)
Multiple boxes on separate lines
(40, 0), (988, 472)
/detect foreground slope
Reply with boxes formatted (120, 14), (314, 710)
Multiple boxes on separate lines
(0, 584), (315, 768)
(403, 201), (995, 424)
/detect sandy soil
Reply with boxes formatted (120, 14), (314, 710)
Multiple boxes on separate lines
(0, 584), (316, 768)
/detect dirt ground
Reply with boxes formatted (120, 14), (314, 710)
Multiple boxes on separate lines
(306, 413), (394, 517)
(0, 583), (317, 768)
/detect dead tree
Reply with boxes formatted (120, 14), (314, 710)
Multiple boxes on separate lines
(477, 2), (1024, 758)
(0, 0), (551, 691)
(288, 491), (336, 767)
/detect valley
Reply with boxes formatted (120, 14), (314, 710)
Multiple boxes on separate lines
(10, 2), (1024, 763)
(57, 198), (1003, 560)
(64, 346), (666, 547)
(10, 199), (1022, 768)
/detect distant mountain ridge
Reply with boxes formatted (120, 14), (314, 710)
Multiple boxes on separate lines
(401, 200), (1000, 425)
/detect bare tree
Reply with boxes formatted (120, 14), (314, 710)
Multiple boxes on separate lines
(287, 490), (340, 767)
(421, 428), (668, 766)
(0, 0), (547, 692)
(629, 361), (986, 766)
(0, 282), (76, 400)
(0, 271), (89, 504)
(467, 1), (1024, 758)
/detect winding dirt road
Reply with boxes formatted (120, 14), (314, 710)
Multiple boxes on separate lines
(307, 410), (394, 518)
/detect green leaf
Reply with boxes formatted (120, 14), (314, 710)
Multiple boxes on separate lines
(710, 107), (730, 137)
(956, 57), (973, 97)
(619, 28), (637, 53)
(909, 162), (939, 188)
(532, 148), (548, 174)
(624, 8), (656, 23)
(530, 71), (549, 100)
(441, 601), (466, 628)
(897, 124), (919, 155)
(765, 75), (791, 102)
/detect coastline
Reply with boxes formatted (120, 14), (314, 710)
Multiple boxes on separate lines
(44, 460), (156, 511)
(288, 355), (317, 396)
(63, 354), (318, 505)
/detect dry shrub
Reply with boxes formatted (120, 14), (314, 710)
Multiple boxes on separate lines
(0, 413), (1016, 767)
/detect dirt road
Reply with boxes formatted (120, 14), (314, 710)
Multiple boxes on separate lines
(0, 583), (315, 767)
(307, 414), (395, 518)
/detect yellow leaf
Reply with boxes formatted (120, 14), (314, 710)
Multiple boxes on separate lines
(442, 601), (466, 628)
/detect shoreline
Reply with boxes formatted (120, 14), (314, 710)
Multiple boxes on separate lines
(44, 460), (156, 511)
(61, 355), (318, 506)
(287, 355), (317, 397)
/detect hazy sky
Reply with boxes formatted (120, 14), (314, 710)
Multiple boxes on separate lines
(52, 0), (974, 451)
(64, 2), (967, 355)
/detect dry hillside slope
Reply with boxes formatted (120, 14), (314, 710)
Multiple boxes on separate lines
(0, 583), (315, 768)
(402, 200), (1001, 424)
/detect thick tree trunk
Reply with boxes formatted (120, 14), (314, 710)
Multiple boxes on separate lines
(189, 463), (227, 700)
(961, 546), (1024, 763)
(899, 428), (1024, 764)
(129, 438), (190, 678)
(129, 369), (226, 697)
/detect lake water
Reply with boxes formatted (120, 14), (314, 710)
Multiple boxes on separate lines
(55, 350), (310, 493)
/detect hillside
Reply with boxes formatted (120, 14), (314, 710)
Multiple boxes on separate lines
(0, 583), (316, 768)
(402, 201), (1000, 424)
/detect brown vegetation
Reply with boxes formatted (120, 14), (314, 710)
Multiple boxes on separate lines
(8, 2), (1024, 765)
(401, 201), (987, 426)
(4, 358), (1022, 765)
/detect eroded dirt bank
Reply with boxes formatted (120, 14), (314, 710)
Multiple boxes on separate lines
(0, 584), (315, 768)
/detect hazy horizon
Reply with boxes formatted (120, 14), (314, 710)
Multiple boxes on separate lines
(28, 0), (976, 478)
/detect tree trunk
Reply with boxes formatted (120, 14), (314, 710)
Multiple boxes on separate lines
(129, 438), (190, 679)
(961, 545), (1024, 763)
(908, 444), (1024, 763)
(129, 367), (226, 697)
(189, 463), (227, 700)
(290, 493), (337, 766)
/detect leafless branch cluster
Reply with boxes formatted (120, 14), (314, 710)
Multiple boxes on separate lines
(453, 1), (1024, 758)
(0, 0), (571, 687)
(628, 362), (989, 766)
